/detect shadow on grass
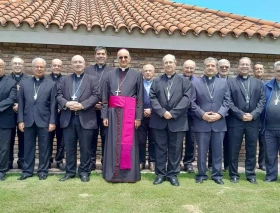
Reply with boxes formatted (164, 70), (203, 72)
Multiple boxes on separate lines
(5, 170), (267, 183)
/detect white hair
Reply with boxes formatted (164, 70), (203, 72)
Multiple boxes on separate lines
(32, 58), (46, 67)
(274, 61), (280, 70)
(218, 59), (230, 67)
(162, 54), (176, 63)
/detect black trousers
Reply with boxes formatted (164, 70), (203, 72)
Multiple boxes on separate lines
(153, 127), (184, 178)
(22, 123), (50, 176)
(0, 128), (12, 177)
(196, 131), (224, 180)
(138, 117), (155, 164)
(264, 129), (280, 181)
(91, 110), (105, 164)
(49, 116), (64, 163)
(257, 130), (265, 166)
(63, 114), (94, 177)
(228, 125), (258, 179)
(208, 131), (229, 169)
(9, 126), (24, 165)
(183, 116), (195, 165)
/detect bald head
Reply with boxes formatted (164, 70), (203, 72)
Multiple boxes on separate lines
(71, 55), (85, 75)
(117, 49), (131, 68)
(142, 64), (155, 81)
(71, 55), (85, 63)
(183, 60), (196, 77)
(0, 59), (5, 77)
(51, 59), (63, 75)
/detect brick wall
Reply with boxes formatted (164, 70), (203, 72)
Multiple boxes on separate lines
(1, 42), (279, 162)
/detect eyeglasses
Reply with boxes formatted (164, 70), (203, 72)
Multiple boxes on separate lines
(220, 66), (229, 69)
(119, 56), (128, 60)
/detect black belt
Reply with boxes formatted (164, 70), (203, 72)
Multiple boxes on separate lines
(72, 111), (79, 115)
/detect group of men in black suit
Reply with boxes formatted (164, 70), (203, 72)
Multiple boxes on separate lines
(0, 50), (278, 185)
(148, 56), (270, 186)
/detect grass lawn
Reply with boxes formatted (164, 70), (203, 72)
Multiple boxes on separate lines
(0, 172), (279, 213)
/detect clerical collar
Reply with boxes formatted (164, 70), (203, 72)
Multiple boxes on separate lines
(166, 72), (176, 79)
(119, 67), (129, 72)
(96, 63), (106, 69)
(52, 73), (61, 78)
(204, 75), (215, 81)
(33, 76), (44, 82)
(239, 74), (249, 80)
(74, 72), (84, 78)
(13, 73), (22, 78)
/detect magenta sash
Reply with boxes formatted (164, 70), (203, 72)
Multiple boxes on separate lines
(109, 96), (136, 170)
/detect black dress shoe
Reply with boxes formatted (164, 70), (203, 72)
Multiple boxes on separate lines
(59, 175), (75, 181)
(195, 179), (204, 184)
(258, 165), (266, 171)
(18, 175), (32, 180)
(230, 177), (239, 183)
(80, 175), (90, 182)
(153, 176), (166, 185)
(212, 179), (224, 185)
(0, 176), (5, 181)
(264, 179), (276, 183)
(184, 164), (195, 173)
(167, 177), (180, 186)
(38, 174), (48, 180)
(56, 162), (65, 171)
(247, 178), (258, 184)
(140, 163), (145, 171)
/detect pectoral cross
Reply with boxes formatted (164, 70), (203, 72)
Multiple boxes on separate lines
(34, 94), (37, 100)
(71, 94), (77, 101)
(17, 85), (20, 91)
(115, 89), (121, 96)
(245, 96), (250, 104)
(274, 98), (279, 105)
(167, 91), (170, 101)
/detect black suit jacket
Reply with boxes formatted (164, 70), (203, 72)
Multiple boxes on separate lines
(227, 76), (265, 127)
(18, 77), (57, 128)
(84, 64), (114, 89)
(149, 74), (192, 132)
(0, 75), (17, 128)
(8, 73), (30, 102)
(57, 73), (100, 129)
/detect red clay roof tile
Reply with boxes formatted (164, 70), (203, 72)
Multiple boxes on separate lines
(0, 0), (279, 39)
